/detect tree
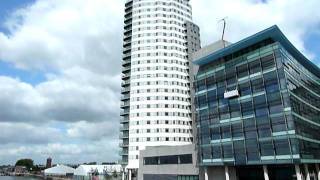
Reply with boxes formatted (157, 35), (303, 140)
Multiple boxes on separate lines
(15, 159), (34, 170)
(88, 162), (97, 165)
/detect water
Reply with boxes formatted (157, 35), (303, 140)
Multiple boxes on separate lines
(0, 177), (42, 180)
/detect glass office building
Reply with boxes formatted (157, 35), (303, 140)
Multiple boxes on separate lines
(193, 26), (320, 180)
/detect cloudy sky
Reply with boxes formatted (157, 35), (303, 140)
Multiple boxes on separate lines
(0, 0), (319, 165)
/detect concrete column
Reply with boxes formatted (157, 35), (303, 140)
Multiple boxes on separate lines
(122, 171), (125, 180)
(225, 166), (230, 180)
(295, 164), (302, 180)
(204, 167), (208, 180)
(304, 164), (310, 180)
(315, 164), (320, 180)
(263, 165), (269, 180)
(128, 169), (132, 180)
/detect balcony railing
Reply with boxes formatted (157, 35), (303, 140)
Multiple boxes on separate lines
(120, 117), (129, 124)
(121, 87), (130, 94)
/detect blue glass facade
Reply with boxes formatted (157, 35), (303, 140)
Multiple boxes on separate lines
(193, 26), (320, 170)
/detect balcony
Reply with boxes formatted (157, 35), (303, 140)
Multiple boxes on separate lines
(119, 142), (129, 147)
(122, 73), (130, 80)
(120, 116), (129, 123)
(121, 94), (130, 101)
(123, 49), (131, 55)
(122, 59), (131, 67)
(125, 1), (133, 11)
(123, 35), (131, 42)
(124, 23), (132, 30)
(124, 32), (132, 39)
(124, 14), (132, 21)
(119, 150), (129, 156)
(119, 132), (129, 139)
(123, 46), (131, 52)
(120, 124), (129, 131)
(124, 27), (132, 33)
(121, 87), (130, 94)
(121, 80), (130, 87)
(120, 110), (129, 116)
(122, 66), (131, 73)
(120, 101), (130, 108)
(123, 41), (131, 47)
(122, 52), (131, 59)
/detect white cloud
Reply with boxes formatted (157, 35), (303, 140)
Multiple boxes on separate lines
(0, 122), (63, 144)
(192, 0), (320, 59)
(67, 121), (119, 140)
(0, 0), (123, 74)
(0, 0), (125, 164)
(0, 68), (120, 123)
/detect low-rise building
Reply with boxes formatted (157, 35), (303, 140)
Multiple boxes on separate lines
(44, 164), (75, 177)
(74, 164), (122, 180)
(138, 144), (199, 180)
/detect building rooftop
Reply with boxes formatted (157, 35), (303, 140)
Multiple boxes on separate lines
(193, 25), (320, 78)
(192, 40), (231, 61)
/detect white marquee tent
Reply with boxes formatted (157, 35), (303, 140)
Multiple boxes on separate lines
(44, 164), (75, 176)
(74, 165), (122, 176)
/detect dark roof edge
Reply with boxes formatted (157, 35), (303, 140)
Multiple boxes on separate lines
(193, 25), (320, 78)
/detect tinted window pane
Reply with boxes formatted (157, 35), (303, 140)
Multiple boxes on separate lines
(212, 145), (222, 159)
(179, 154), (193, 164)
(241, 100), (254, 116)
(271, 115), (286, 132)
(197, 79), (206, 91)
(232, 123), (243, 138)
(222, 126), (231, 139)
(237, 64), (248, 79)
(264, 71), (279, 93)
(202, 146), (212, 159)
(159, 155), (178, 164)
(261, 54), (275, 71)
(239, 82), (251, 96)
(267, 92), (283, 114)
(249, 60), (261, 74)
(246, 139), (260, 161)
(144, 157), (159, 165)
(274, 139), (291, 155)
(223, 144), (233, 158)
(244, 118), (256, 139)
(234, 140), (246, 164)
(260, 140), (274, 156)
(251, 78), (264, 93)
(206, 75), (215, 89)
(229, 100), (241, 118)
(256, 116), (271, 138)
(211, 127), (220, 140)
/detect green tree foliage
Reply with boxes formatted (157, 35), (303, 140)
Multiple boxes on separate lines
(15, 159), (34, 170)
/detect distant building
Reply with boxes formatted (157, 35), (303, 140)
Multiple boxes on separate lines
(46, 157), (52, 168)
(74, 165), (122, 180)
(44, 164), (75, 177)
(14, 166), (27, 174)
(193, 25), (320, 180)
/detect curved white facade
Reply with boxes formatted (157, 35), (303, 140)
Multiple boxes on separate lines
(120, 0), (200, 170)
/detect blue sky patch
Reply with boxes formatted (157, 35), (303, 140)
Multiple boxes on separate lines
(0, 60), (46, 85)
(305, 31), (320, 66)
(0, 0), (35, 33)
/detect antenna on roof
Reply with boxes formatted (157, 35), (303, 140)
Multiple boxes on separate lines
(218, 17), (228, 48)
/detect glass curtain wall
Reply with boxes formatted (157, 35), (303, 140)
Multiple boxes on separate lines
(194, 40), (309, 166)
